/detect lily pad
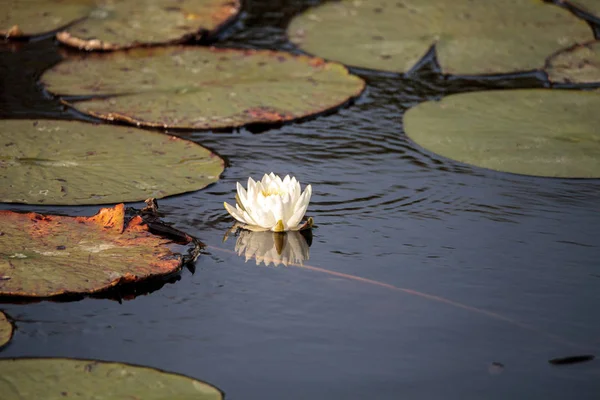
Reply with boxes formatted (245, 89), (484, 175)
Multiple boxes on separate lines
(0, 358), (223, 399)
(403, 89), (600, 178)
(0, 0), (94, 38)
(1, 0), (240, 50)
(0, 203), (194, 298)
(287, 0), (592, 75)
(0, 311), (13, 349)
(0, 119), (224, 205)
(40, 46), (365, 129)
(546, 41), (600, 84)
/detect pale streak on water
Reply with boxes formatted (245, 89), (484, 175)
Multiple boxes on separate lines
(1, 1), (600, 399)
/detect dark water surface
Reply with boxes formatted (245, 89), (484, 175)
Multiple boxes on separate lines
(2, 1), (600, 399)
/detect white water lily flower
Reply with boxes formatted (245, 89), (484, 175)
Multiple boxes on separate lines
(224, 173), (312, 232)
(235, 230), (310, 267)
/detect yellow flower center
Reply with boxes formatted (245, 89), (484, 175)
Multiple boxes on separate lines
(261, 188), (286, 197)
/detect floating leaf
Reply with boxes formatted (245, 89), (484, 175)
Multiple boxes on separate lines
(546, 41), (600, 84)
(288, 0), (592, 75)
(1, 0), (240, 50)
(403, 89), (600, 178)
(40, 46), (365, 129)
(0, 119), (224, 205)
(0, 311), (13, 349)
(0, 0), (94, 38)
(0, 358), (223, 399)
(0, 203), (194, 298)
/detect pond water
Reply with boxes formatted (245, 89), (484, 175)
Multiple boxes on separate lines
(2, 1), (600, 399)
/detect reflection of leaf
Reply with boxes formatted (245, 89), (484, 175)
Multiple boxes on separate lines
(0, 358), (223, 399)
(0, 204), (196, 298)
(1, 0), (240, 50)
(0, 311), (13, 349)
(40, 46), (365, 130)
(235, 230), (311, 267)
(403, 89), (600, 177)
(288, 0), (592, 75)
(0, 119), (224, 205)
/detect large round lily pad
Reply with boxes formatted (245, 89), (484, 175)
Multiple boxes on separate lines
(40, 46), (365, 129)
(403, 89), (600, 178)
(1, 0), (240, 50)
(546, 41), (600, 84)
(0, 358), (223, 399)
(0, 119), (224, 205)
(0, 311), (13, 349)
(0, 203), (192, 297)
(287, 0), (592, 75)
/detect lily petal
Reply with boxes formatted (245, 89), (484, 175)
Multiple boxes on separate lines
(224, 202), (247, 224)
(293, 185), (312, 214)
(236, 182), (248, 207)
(287, 201), (309, 229)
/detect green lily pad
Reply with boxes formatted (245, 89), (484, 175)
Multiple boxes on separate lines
(546, 41), (600, 84)
(0, 311), (13, 349)
(288, 0), (592, 75)
(403, 89), (600, 178)
(0, 358), (222, 399)
(0, 0), (94, 38)
(1, 0), (240, 50)
(0, 119), (224, 205)
(40, 46), (365, 129)
(0, 203), (194, 298)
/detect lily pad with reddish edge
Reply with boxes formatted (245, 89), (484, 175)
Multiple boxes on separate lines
(0, 358), (223, 400)
(0, 203), (196, 298)
(40, 46), (366, 129)
(287, 0), (592, 75)
(1, 0), (240, 49)
(0, 119), (224, 205)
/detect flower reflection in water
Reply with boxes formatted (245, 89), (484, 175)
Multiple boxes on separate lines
(234, 230), (312, 267)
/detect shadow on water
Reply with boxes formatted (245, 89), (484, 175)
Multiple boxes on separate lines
(1, 1), (600, 399)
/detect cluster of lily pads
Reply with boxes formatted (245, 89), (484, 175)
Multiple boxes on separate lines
(1, 0), (600, 397)
(290, 0), (600, 178)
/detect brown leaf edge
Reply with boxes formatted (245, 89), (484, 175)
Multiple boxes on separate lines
(56, 0), (242, 50)
(0, 200), (202, 304)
